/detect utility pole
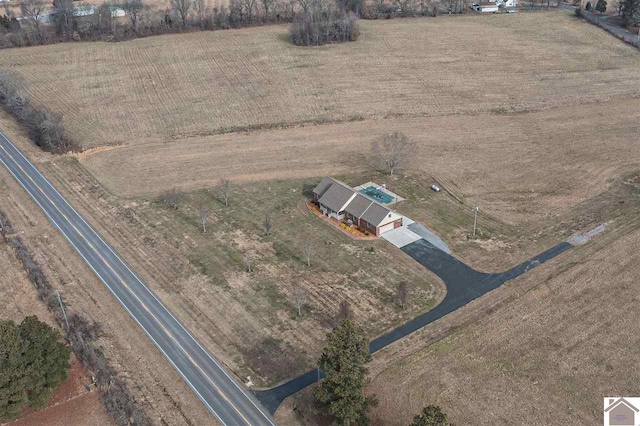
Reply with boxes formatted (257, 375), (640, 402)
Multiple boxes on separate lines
(55, 291), (70, 331)
(472, 206), (479, 238)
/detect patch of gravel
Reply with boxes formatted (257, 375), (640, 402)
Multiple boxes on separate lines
(567, 222), (610, 245)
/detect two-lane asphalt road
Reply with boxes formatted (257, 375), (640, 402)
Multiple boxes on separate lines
(0, 131), (276, 426)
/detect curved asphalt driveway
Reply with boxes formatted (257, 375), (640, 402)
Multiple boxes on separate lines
(0, 131), (276, 426)
(255, 238), (572, 413)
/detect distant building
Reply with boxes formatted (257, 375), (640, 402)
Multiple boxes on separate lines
(480, 2), (500, 12)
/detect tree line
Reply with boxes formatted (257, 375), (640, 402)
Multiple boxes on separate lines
(0, 208), (152, 425)
(620, 0), (640, 24)
(1, 0), (481, 49)
(0, 70), (74, 152)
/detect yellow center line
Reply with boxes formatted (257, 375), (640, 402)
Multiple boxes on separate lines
(0, 142), (253, 426)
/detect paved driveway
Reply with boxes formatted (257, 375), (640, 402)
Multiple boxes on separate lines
(382, 226), (422, 248)
(255, 233), (572, 413)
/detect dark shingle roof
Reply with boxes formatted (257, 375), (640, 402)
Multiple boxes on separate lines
(360, 203), (392, 227)
(344, 194), (373, 218)
(318, 183), (356, 212)
(312, 177), (335, 198)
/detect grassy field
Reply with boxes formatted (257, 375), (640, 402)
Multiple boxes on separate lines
(134, 177), (443, 384)
(2, 12), (637, 151)
(0, 12), (637, 228)
(364, 221), (640, 425)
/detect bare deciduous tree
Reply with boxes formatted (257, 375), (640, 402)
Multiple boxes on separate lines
(396, 282), (409, 309)
(237, 0), (258, 21)
(196, 205), (209, 233)
(261, 0), (276, 18)
(338, 300), (351, 320)
(244, 253), (253, 272)
(20, 0), (46, 36)
(193, 0), (206, 27)
(296, 0), (312, 12)
(53, 0), (75, 36)
(301, 239), (313, 267)
(218, 179), (231, 206)
(292, 285), (306, 316)
(161, 188), (181, 209)
(264, 214), (272, 235)
(171, 0), (192, 26)
(372, 131), (415, 177)
(121, 0), (146, 29)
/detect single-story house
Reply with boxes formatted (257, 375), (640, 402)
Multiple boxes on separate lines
(312, 177), (403, 236)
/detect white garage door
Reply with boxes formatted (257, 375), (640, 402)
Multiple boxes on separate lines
(378, 222), (396, 235)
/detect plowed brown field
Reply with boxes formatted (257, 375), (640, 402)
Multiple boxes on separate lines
(2, 12), (639, 224)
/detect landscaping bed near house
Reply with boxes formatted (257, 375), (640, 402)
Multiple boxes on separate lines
(307, 201), (376, 239)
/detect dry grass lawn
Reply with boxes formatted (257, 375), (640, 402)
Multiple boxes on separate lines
(365, 222), (640, 425)
(0, 242), (53, 325)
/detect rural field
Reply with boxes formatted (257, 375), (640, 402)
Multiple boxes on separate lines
(0, 8), (639, 426)
(1, 12), (639, 225)
(364, 221), (640, 425)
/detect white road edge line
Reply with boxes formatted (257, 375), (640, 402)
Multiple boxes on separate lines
(0, 132), (276, 425)
(0, 142), (232, 426)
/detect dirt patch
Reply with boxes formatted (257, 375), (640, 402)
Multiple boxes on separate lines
(4, 356), (113, 426)
(7, 392), (109, 426)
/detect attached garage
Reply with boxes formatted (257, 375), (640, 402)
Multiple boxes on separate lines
(378, 222), (396, 234)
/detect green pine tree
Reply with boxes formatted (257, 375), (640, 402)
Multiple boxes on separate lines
(409, 405), (452, 426)
(621, 0), (640, 24)
(595, 0), (607, 12)
(0, 316), (70, 420)
(314, 319), (377, 426)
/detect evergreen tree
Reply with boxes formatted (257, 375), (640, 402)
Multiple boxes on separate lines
(314, 319), (377, 425)
(0, 14), (10, 30)
(0, 316), (70, 420)
(621, 0), (640, 24)
(595, 0), (607, 12)
(409, 405), (452, 426)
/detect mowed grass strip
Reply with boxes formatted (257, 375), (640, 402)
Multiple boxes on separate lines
(0, 12), (639, 149)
